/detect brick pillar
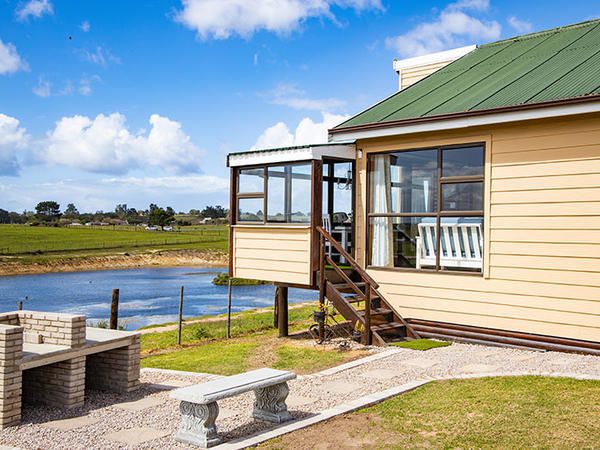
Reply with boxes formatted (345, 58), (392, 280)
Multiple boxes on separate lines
(0, 325), (23, 428)
(22, 356), (86, 409)
(86, 335), (140, 393)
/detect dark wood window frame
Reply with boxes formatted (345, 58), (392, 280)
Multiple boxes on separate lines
(234, 160), (313, 225)
(366, 142), (485, 274)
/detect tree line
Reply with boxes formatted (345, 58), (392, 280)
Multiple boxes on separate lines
(0, 202), (229, 227)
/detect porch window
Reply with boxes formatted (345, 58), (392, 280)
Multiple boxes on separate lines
(236, 162), (312, 224)
(368, 144), (484, 273)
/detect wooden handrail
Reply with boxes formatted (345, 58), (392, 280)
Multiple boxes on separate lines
(325, 256), (365, 299)
(316, 226), (380, 289)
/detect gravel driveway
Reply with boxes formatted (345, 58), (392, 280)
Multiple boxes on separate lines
(1, 343), (599, 449)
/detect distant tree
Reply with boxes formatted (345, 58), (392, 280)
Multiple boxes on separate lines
(0, 209), (9, 224)
(148, 204), (175, 230)
(115, 203), (128, 218)
(63, 203), (80, 218)
(189, 209), (201, 215)
(201, 205), (228, 219)
(35, 201), (61, 221)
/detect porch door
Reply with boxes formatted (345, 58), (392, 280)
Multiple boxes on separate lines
(322, 159), (354, 263)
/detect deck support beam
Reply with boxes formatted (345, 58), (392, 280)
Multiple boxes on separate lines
(275, 285), (289, 338)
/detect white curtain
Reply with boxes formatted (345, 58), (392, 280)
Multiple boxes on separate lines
(371, 155), (393, 267)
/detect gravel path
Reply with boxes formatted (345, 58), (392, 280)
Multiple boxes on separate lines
(1, 343), (599, 449)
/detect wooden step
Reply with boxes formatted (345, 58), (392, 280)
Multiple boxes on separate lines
(332, 282), (367, 291)
(371, 322), (405, 333)
(357, 308), (393, 317)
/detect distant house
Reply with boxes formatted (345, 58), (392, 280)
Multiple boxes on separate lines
(226, 19), (600, 354)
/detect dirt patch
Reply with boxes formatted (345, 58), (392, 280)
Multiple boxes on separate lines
(0, 249), (228, 276)
(258, 411), (398, 450)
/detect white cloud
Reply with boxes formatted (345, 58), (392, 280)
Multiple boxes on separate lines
(80, 20), (91, 32)
(44, 113), (204, 174)
(78, 75), (100, 96)
(175, 0), (382, 39)
(508, 16), (533, 34)
(15, 0), (53, 21)
(266, 83), (346, 111)
(81, 46), (121, 67)
(0, 114), (29, 175)
(32, 77), (51, 97)
(385, 0), (501, 57)
(0, 40), (27, 75)
(253, 112), (349, 149)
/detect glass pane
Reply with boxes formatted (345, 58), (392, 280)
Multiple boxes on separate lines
(369, 216), (433, 269)
(291, 164), (311, 223)
(267, 166), (286, 222)
(238, 168), (264, 193)
(442, 146), (484, 177)
(238, 198), (264, 222)
(442, 182), (483, 211)
(439, 217), (483, 272)
(370, 150), (437, 215)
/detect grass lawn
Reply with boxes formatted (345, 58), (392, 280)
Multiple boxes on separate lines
(141, 303), (369, 375)
(0, 224), (228, 263)
(390, 338), (451, 351)
(261, 376), (600, 449)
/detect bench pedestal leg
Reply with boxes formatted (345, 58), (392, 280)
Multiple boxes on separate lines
(253, 382), (292, 423)
(174, 401), (221, 448)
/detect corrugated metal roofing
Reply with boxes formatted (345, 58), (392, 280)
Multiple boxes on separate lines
(335, 19), (600, 130)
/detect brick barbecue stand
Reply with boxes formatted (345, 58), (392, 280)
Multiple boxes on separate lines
(0, 310), (141, 428)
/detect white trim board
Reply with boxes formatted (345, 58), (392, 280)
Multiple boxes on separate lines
(393, 45), (476, 71)
(227, 143), (355, 167)
(329, 101), (600, 142)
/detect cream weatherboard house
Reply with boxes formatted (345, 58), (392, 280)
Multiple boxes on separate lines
(227, 19), (600, 354)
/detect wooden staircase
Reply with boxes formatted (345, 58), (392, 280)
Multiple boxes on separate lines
(317, 226), (419, 346)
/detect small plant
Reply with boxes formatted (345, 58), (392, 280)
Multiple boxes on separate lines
(91, 318), (128, 331)
(193, 326), (209, 340)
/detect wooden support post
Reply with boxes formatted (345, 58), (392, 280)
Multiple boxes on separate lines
(110, 288), (119, 330)
(177, 286), (184, 345)
(276, 285), (288, 338)
(226, 279), (232, 339)
(364, 287), (372, 346)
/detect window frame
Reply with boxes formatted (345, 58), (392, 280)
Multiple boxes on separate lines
(234, 160), (313, 225)
(366, 142), (485, 274)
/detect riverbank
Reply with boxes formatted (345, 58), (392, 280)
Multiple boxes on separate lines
(0, 249), (228, 276)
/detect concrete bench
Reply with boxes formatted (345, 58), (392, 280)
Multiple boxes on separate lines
(170, 368), (296, 447)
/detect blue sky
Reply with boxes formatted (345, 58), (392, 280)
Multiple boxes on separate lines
(0, 0), (597, 213)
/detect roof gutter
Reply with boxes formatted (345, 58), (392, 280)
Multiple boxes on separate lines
(329, 95), (600, 142)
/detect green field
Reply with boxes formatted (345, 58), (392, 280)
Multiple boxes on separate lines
(0, 224), (228, 256)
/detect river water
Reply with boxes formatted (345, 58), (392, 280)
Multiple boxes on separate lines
(0, 267), (318, 329)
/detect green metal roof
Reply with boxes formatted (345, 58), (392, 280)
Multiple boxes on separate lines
(334, 19), (600, 130)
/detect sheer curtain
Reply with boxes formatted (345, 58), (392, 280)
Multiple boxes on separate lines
(371, 155), (393, 267)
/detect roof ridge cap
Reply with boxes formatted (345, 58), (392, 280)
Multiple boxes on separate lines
(481, 17), (600, 48)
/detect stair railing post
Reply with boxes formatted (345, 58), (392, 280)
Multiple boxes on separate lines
(318, 231), (325, 307)
(364, 285), (372, 345)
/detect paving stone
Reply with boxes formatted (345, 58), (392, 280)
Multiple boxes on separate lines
(286, 394), (314, 408)
(360, 369), (400, 380)
(42, 415), (100, 431)
(459, 364), (499, 374)
(105, 427), (170, 445)
(147, 379), (194, 390)
(218, 407), (238, 419)
(403, 357), (438, 369)
(317, 381), (361, 395)
(115, 396), (165, 411)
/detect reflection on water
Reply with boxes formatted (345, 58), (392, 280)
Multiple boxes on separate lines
(0, 267), (318, 329)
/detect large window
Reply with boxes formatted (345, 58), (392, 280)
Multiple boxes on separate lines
(368, 144), (484, 273)
(236, 162), (312, 224)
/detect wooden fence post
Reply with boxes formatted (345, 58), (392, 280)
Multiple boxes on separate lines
(110, 288), (119, 330)
(177, 286), (184, 345)
(226, 279), (233, 339)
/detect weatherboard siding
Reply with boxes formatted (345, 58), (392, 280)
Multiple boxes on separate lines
(400, 60), (453, 90)
(356, 113), (600, 343)
(232, 226), (312, 286)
